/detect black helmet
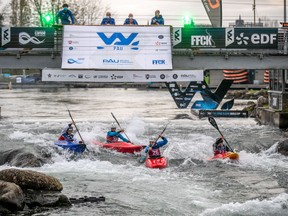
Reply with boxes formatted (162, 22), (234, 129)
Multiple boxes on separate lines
(216, 137), (223, 144)
(67, 127), (73, 132)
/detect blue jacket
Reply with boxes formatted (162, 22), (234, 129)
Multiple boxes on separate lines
(106, 131), (129, 143)
(145, 137), (168, 153)
(124, 18), (138, 25)
(56, 9), (75, 25)
(101, 17), (115, 25)
(151, 15), (164, 25)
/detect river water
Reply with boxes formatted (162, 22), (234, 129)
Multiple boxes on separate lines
(0, 88), (288, 216)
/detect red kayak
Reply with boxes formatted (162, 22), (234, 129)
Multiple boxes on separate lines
(92, 141), (144, 154)
(208, 152), (239, 161)
(145, 157), (168, 169)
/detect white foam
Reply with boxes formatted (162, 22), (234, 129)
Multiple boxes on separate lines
(200, 193), (288, 216)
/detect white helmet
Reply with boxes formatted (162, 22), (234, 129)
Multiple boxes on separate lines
(149, 137), (155, 142)
(111, 123), (117, 129)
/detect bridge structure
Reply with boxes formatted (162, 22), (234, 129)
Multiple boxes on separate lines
(0, 25), (288, 127)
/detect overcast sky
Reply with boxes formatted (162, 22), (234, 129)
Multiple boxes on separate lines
(0, 0), (285, 26)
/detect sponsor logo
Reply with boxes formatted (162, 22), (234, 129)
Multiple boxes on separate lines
(202, 0), (220, 12)
(53, 74), (66, 78)
(160, 74), (165, 79)
(181, 74), (196, 78)
(111, 74), (124, 80)
(152, 60), (165, 65)
(175, 97), (184, 100)
(19, 32), (45, 45)
(237, 32), (277, 45)
(85, 75), (91, 79)
(179, 103), (186, 108)
(133, 74), (143, 79)
(173, 28), (182, 47)
(103, 59), (119, 64)
(93, 75), (98, 78)
(186, 93), (195, 96)
(158, 35), (164, 39)
(69, 47), (74, 50)
(103, 59), (133, 64)
(2, 27), (11, 46)
(155, 49), (168, 52)
(67, 58), (84, 64)
(236, 33), (249, 45)
(48, 74), (52, 78)
(174, 29), (180, 41)
(226, 29), (277, 47)
(98, 75), (109, 79)
(191, 30), (215, 47)
(34, 30), (46, 37)
(97, 32), (139, 50)
(173, 74), (178, 79)
(69, 74), (76, 78)
(145, 74), (156, 79)
(78, 74), (83, 78)
(225, 28), (234, 46)
(68, 40), (79, 44)
(155, 41), (161, 46)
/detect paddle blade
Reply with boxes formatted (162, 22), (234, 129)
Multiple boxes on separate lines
(221, 98), (234, 110)
(208, 116), (219, 130)
(139, 155), (147, 163)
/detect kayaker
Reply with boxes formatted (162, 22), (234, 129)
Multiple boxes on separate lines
(144, 136), (168, 158)
(106, 124), (130, 143)
(213, 137), (229, 155)
(59, 124), (82, 144)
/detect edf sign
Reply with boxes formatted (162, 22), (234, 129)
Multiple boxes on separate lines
(251, 34), (277, 44)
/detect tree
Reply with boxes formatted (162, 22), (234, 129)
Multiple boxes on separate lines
(6, 0), (110, 27)
(30, 0), (44, 26)
(54, 0), (110, 25)
(10, 0), (31, 26)
(73, 0), (110, 25)
(0, 14), (3, 26)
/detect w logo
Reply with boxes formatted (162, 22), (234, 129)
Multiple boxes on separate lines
(97, 32), (139, 50)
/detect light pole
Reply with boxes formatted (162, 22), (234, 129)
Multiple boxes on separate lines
(285, 0), (287, 22)
(253, 0), (256, 26)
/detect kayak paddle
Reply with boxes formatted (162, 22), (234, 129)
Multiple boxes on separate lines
(208, 116), (234, 152)
(111, 112), (132, 143)
(65, 105), (89, 152)
(139, 122), (170, 163)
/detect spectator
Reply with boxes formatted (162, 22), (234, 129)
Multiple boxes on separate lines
(124, 13), (138, 25)
(56, 3), (75, 25)
(151, 10), (164, 25)
(101, 12), (115, 25)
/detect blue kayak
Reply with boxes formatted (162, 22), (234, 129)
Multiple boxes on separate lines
(54, 141), (86, 153)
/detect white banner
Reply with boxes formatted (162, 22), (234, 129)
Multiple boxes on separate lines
(61, 25), (172, 70)
(42, 69), (203, 82)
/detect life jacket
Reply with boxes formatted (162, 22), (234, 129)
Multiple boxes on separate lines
(58, 133), (74, 142)
(106, 135), (118, 143)
(148, 148), (161, 157)
(214, 145), (226, 155)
